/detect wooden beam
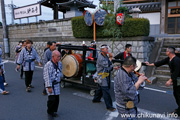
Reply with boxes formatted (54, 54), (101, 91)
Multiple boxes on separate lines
(53, 4), (58, 19)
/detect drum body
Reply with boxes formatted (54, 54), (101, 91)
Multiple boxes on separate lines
(62, 54), (83, 77)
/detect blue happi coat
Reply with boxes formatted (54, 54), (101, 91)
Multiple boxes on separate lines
(17, 47), (41, 71)
(43, 48), (52, 65)
(96, 53), (113, 87)
(114, 67), (140, 108)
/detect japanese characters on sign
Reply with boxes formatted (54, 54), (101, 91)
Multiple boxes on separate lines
(14, 3), (41, 19)
(170, 8), (180, 14)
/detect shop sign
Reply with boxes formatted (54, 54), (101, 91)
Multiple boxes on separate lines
(170, 8), (180, 14)
(14, 3), (41, 19)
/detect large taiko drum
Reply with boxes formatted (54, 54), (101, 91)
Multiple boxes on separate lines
(62, 54), (83, 77)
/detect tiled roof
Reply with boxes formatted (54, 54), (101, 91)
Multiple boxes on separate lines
(122, 2), (161, 12)
(39, 0), (96, 12)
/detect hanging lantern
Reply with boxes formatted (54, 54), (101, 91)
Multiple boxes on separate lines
(116, 13), (124, 25)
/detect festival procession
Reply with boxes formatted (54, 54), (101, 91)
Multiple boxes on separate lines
(1, 0), (180, 120)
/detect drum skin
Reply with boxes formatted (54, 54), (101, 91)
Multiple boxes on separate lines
(62, 54), (83, 77)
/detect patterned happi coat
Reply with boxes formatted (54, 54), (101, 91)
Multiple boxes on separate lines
(17, 47), (41, 71)
(43, 60), (63, 95)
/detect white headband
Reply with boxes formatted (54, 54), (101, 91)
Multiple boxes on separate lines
(101, 45), (109, 49)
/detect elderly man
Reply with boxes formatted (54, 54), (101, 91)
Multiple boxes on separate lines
(114, 56), (147, 120)
(42, 41), (56, 95)
(175, 48), (180, 58)
(43, 50), (63, 118)
(92, 44), (115, 111)
(146, 46), (180, 115)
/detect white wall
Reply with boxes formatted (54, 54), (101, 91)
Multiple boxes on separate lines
(138, 12), (161, 36)
(139, 12), (160, 25)
(129, 12), (161, 36)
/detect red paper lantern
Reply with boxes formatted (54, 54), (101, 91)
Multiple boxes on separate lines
(116, 13), (124, 25)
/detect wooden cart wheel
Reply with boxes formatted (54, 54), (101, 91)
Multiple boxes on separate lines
(90, 89), (95, 96)
(60, 81), (65, 88)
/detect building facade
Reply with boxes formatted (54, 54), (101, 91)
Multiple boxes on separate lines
(101, 0), (180, 36)
(40, 0), (96, 19)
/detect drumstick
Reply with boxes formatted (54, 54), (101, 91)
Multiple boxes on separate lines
(61, 54), (67, 61)
(134, 71), (151, 83)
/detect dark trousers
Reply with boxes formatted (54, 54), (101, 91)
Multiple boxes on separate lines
(93, 86), (113, 109)
(25, 71), (33, 87)
(42, 83), (47, 94)
(2, 72), (5, 82)
(0, 76), (5, 91)
(173, 86), (180, 114)
(20, 66), (24, 78)
(47, 95), (59, 114)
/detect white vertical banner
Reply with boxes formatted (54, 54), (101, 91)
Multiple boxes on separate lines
(14, 3), (41, 19)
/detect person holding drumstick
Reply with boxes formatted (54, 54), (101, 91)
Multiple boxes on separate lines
(92, 44), (116, 112)
(114, 56), (147, 119)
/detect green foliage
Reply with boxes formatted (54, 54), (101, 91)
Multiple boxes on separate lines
(116, 6), (132, 19)
(0, 22), (2, 26)
(100, 3), (114, 14)
(71, 16), (93, 38)
(71, 16), (150, 38)
(122, 18), (150, 37)
(116, 6), (128, 14)
(71, 16), (108, 38)
(103, 14), (122, 40)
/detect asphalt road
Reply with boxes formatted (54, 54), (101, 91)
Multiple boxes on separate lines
(0, 61), (180, 120)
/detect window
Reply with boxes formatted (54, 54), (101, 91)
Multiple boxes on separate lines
(167, 18), (175, 34)
(167, 17), (180, 34)
(168, 2), (176, 7)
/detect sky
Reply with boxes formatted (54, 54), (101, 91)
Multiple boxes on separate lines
(0, 0), (100, 25)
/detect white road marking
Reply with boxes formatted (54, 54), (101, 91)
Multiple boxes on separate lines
(144, 87), (167, 93)
(35, 66), (43, 69)
(73, 92), (94, 100)
(104, 102), (118, 120)
(1, 60), (9, 64)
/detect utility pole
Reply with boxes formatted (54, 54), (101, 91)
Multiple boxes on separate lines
(36, 16), (38, 22)
(114, 0), (121, 13)
(1, 0), (10, 58)
(10, 0), (15, 25)
(6, 0), (16, 25)
(19, 19), (21, 24)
